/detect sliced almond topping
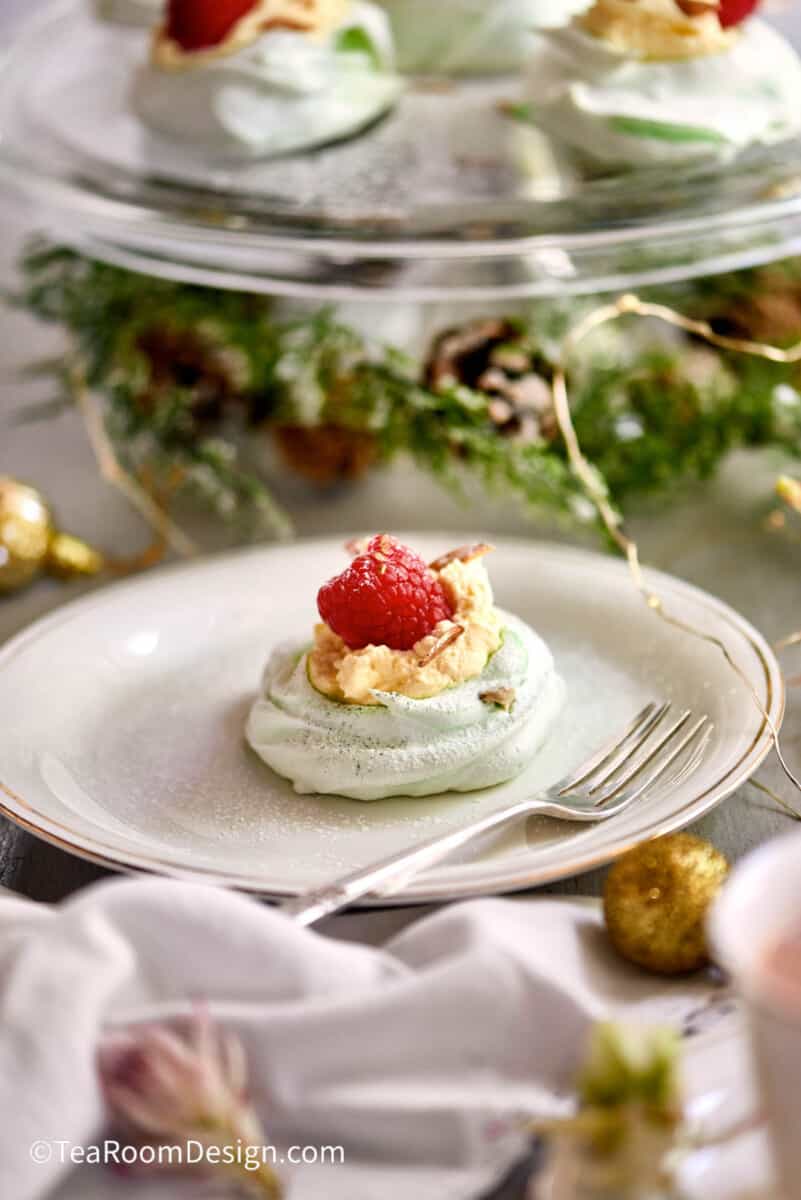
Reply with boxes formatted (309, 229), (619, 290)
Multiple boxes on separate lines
(429, 543), (495, 572)
(344, 536), (369, 558)
(676, 0), (718, 14)
(480, 688), (516, 712)
(417, 625), (465, 668)
(579, 0), (733, 60)
(373, 533), (395, 563)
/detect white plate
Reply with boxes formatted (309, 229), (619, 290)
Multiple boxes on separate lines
(0, 536), (784, 900)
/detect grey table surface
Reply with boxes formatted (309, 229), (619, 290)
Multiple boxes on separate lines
(2, 0), (801, 907)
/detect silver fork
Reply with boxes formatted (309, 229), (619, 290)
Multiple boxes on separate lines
(279, 701), (712, 927)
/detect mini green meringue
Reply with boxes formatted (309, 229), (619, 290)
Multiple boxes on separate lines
(246, 612), (565, 801)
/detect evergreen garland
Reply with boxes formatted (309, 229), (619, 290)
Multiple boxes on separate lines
(11, 241), (801, 538)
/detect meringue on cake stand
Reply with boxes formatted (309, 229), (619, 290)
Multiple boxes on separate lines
(132, 0), (403, 157)
(520, 0), (801, 168)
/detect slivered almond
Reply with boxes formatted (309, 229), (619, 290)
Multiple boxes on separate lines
(417, 625), (465, 667)
(480, 688), (516, 712)
(373, 533), (394, 563)
(676, 0), (718, 13)
(344, 536), (369, 558)
(429, 543), (495, 572)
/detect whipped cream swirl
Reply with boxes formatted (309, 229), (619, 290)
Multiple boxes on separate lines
(523, 18), (801, 166)
(133, 1), (402, 155)
(246, 611), (565, 801)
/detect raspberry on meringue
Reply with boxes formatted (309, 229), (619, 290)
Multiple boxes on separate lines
(317, 534), (455, 652)
(310, 548), (503, 705)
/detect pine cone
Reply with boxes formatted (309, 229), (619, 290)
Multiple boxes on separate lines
(273, 424), (377, 486)
(425, 318), (558, 443)
(135, 324), (251, 425)
(708, 271), (801, 345)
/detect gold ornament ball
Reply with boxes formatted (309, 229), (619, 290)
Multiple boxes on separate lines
(604, 833), (730, 975)
(0, 477), (105, 594)
(0, 477), (53, 593)
(47, 531), (105, 579)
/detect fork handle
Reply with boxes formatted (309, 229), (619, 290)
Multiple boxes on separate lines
(279, 796), (540, 927)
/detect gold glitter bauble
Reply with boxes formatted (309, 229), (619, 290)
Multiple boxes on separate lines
(0, 477), (53, 593)
(604, 833), (730, 975)
(0, 477), (105, 594)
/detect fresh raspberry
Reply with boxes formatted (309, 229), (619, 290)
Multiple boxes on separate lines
(717, 0), (759, 28)
(167, 0), (258, 51)
(318, 535), (454, 651)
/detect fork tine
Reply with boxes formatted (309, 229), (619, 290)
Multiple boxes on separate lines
(593, 714), (710, 808)
(666, 720), (712, 789)
(589, 708), (691, 799)
(555, 701), (664, 796)
(561, 700), (671, 801)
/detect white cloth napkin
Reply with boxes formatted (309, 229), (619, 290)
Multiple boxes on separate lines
(0, 880), (717, 1200)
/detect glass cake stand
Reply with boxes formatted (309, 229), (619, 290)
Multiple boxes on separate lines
(4, 0), (801, 301)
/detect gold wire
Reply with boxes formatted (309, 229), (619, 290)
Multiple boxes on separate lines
(552, 293), (801, 809)
(69, 356), (198, 561)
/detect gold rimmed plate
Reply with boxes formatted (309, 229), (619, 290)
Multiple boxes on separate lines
(0, 537), (783, 900)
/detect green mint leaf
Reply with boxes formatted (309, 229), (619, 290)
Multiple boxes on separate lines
(608, 115), (727, 145)
(336, 25), (382, 70)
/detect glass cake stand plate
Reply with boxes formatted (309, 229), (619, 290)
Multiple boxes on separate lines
(4, 0), (801, 300)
